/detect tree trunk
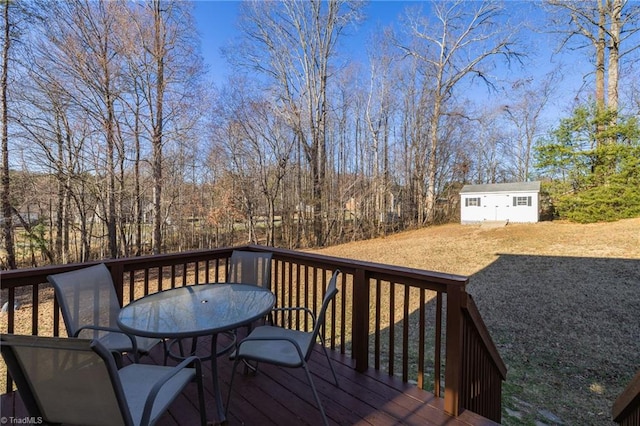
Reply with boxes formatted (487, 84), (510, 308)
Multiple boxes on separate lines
(152, 0), (164, 255)
(1, 0), (16, 269)
(607, 0), (622, 118)
(595, 0), (606, 116)
(426, 99), (441, 225)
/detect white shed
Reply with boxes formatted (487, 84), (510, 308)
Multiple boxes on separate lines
(460, 181), (541, 224)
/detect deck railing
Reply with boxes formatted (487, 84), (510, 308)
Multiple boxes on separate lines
(613, 370), (640, 426)
(0, 244), (506, 422)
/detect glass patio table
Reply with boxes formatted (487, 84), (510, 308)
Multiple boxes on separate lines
(118, 283), (276, 425)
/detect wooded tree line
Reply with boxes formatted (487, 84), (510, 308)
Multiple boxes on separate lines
(1, 0), (639, 269)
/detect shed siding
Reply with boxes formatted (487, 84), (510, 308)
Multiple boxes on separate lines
(460, 182), (540, 223)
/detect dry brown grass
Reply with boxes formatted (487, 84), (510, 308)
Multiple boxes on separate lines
(312, 218), (640, 426)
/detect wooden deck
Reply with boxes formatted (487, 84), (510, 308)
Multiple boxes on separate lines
(1, 334), (498, 426)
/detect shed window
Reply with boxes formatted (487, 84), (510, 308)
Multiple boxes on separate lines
(465, 197), (481, 207)
(513, 196), (532, 206)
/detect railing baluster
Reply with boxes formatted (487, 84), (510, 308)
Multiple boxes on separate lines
(282, 260), (290, 326)
(31, 284), (38, 336)
(388, 281), (395, 376)
(418, 288), (426, 389)
(7, 288), (15, 334)
(329, 268), (337, 350)
(435, 292), (442, 398)
(128, 270), (135, 303)
(157, 266), (163, 292)
(339, 272), (346, 354)
(53, 297), (60, 337)
(143, 268), (150, 296)
(374, 278), (381, 370)
(402, 284), (409, 383)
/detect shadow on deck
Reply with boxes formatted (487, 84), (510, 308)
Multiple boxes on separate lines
(1, 333), (497, 426)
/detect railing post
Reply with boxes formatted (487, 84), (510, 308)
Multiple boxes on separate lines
(444, 282), (464, 417)
(352, 268), (369, 372)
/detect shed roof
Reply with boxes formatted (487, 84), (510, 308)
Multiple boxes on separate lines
(460, 181), (541, 194)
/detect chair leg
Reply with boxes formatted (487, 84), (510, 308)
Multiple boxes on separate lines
(225, 358), (242, 417)
(177, 339), (185, 357)
(162, 339), (169, 365)
(241, 325), (257, 375)
(303, 363), (329, 426)
(112, 351), (124, 368)
(321, 344), (339, 387)
(194, 361), (207, 426)
(318, 334), (339, 387)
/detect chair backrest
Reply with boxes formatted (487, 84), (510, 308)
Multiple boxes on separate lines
(47, 263), (121, 338)
(228, 250), (273, 289)
(306, 270), (340, 359)
(0, 334), (133, 426)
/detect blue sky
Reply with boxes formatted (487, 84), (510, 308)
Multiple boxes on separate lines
(193, 1), (239, 82)
(191, 0), (588, 118)
(193, 0), (415, 83)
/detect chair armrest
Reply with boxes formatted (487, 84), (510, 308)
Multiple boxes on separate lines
(141, 356), (202, 426)
(272, 306), (313, 314)
(75, 325), (139, 360)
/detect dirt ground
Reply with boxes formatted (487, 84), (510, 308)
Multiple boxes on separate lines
(313, 218), (640, 426)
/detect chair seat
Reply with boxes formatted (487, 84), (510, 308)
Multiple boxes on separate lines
(119, 364), (196, 426)
(233, 326), (313, 368)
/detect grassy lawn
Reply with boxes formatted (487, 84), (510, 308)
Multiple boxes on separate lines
(313, 218), (640, 425)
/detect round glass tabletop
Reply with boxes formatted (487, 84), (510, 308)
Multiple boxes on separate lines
(118, 283), (275, 338)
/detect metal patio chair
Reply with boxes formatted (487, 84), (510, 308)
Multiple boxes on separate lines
(226, 269), (341, 426)
(0, 334), (206, 426)
(228, 250), (273, 289)
(229, 250), (274, 327)
(47, 263), (162, 364)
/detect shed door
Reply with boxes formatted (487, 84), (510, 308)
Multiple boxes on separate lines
(483, 194), (511, 221)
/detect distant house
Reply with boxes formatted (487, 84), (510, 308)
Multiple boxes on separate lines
(460, 181), (541, 224)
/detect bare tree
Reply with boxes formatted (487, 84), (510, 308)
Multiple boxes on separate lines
(123, 0), (204, 254)
(36, 0), (125, 258)
(1, 0), (46, 268)
(398, 0), (521, 224)
(1, 0), (14, 269)
(365, 28), (398, 235)
(10, 0), (205, 262)
(149, 0), (165, 255)
(230, 0), (363, 246)
(211, 78), (293, 246)
(502, 69), (559, 181)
